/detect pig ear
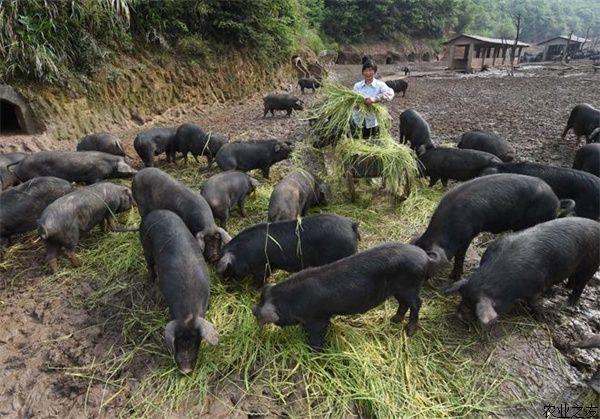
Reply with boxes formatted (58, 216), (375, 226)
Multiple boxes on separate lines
(217, 227), (231, 244)
(475, 297), (498, 326)
(416, 144), (427, 157)
(163, 320), (177, 355)
(443, 277), (468, 294)
(217, 253), (233, 275)
(195, 232), (206, 254)
(195, 317), (219, 345)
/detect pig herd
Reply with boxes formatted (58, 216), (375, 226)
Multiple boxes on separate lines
(0, 100), (599, 374)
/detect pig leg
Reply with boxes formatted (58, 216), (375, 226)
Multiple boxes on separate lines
(428, 177), (438, 187)
(566, 263), (597, 305)
(561, 124), (571, 139)
(391, 300), (409, 323)
(450, 246), (468, 281)
(405, 297), (422, 336)
(261, 167), (271, 179)
(304, 320), (330, 351)
(144, 253), (156, 282)
(286, 109), (292, 117)
(237, 198), (247, 217)
(64, 247), (81, 267)
(441, 179), (449, 187)
(45, 242), (61, 274)
(525, 294), (544, 320)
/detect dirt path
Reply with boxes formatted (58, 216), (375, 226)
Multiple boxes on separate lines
(1, 61), (599, 417)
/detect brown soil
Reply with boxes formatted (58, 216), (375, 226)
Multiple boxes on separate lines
(1, 60), (599, 417)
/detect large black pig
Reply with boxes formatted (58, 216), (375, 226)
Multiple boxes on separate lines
(132, 168), (231, 262)
(572, 143), (600, 177)
(217, 214), (360, 284)
(385, 79), (408, 97)
(77, 132), (126, 157)
(252, 243), (442, 351)
(263, 94), (304, 117)
(481, 161), (600, 220)
(268, 171), (330, 222)
(200, 171), (259, 228)
(0, 177), (73, 251)
(413, 174), (575, 281)
(456, 131), (514, 162)
(38, 182), (133, 273)
(215, 139), (293, 179)
(133, 127), (178, 167)
(9, 151), (136, 184)
(140, 209), (219, 374)
(399, 109), (434, 151)
(172, 123), (228, 168)
(561, 103), (600, 144)
(446, 217), (600, 326)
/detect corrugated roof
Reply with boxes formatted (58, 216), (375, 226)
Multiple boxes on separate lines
(536, 35), (588, 45)
(443, 34), (530, 47)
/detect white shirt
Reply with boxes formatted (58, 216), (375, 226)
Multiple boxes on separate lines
(351, 79), (395, 128)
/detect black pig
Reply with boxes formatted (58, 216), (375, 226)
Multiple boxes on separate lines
(253, 243), (442, 350)
(572, 143), (600, 177)
(481, 161), (600, 220)
(77, 132), (125, 157)
(0, 177), (73, 251)
(417, 147), (502, 187)
(385, 79), (408, 97)
(446, 217), (599, 326)
(200, 171), (259, 228)
(215, 139), (293, 179)
(298, 78), (321, 94)
(132, 168), (231, 262)
(139, 209), (219, 374)
(173, 123), (227, 168)
(413, 174), (575, 281)
(38, 182), (133, 273)
(217, 214), (360, 284)
(399, 109), (434, 151)
(561, 103), (600, 144)
(133, 127), (178, 167)
(456, 131), (514, 162)
(0, 152), (27, 190)
(263, 94), (304, 117)
(268, 171), (330, 221)
(10, 151), (136, 184)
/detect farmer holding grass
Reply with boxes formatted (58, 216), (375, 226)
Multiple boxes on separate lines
(351, 60), (394, 139)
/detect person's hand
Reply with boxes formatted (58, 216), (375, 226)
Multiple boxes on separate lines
(364, 97), (376, 105)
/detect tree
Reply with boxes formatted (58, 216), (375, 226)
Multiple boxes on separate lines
(508, 12), (521, 76)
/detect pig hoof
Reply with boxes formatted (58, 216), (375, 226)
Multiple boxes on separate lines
(405, 323), (419, 337)
(391, 314), (405, 324)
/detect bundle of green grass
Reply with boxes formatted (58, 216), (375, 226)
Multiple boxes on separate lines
(306, 83), (418, 199)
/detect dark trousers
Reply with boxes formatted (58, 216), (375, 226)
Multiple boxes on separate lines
(350, 121), (379, 139)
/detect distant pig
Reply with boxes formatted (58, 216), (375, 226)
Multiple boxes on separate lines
(215, 139), (293, 179)
(456, 131), (514, 162)
(481, 161), (600, 220)
(38, 182), (133, 273)
(298, 78), (321, 94)
(200, 171), (259, 228)
(253, 243), (442, 351)
(399, 109), (434, 151)
(572, 143), (600, 177)
(217, 214), (360, 284)
(132, 168), (231, 262)
(0, 152), (27, 190)
(413, 174), (575, 281)
(9, 151), (136, 184)
(133, 127), (178, 167)
(417, 147), (502, 187)
(561, 103), (600, 144)
(263, 94), (304, 117)
(385, 79), (408, 97)
(77, 132), (125, 157)
(140, 210), (219, 374)
(446, 217), (600, 326)
(172, 123), (228, 168)
(268, 171), (330, 222)
(0, 177), (73, 251)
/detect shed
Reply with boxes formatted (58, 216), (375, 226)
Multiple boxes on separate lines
(443, 34), (530, 72)
(536, 35), (588, 61)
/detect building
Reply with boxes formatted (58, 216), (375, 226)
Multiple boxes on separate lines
(443, 34), (530, 72)
(536, 35), (588, 61)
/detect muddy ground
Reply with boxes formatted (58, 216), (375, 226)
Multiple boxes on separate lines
(1, 61), (599, 417)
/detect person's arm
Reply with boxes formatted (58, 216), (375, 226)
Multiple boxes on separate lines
(375, 80), (394, 102)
